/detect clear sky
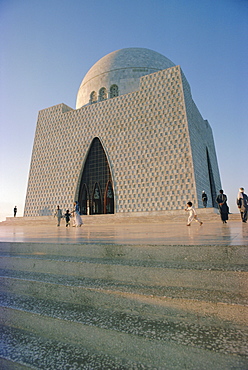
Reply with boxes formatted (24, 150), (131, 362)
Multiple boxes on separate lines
(0, 0), (247, 221)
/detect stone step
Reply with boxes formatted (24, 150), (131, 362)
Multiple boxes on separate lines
(0, 256), (247, 297)
(1, 241), (247, 368)
(1, 323), (247, 370)
(1, 209), (241, 226)
(0, 324), (149, 369)
(0, 275), (247, 321)
(1, 242), (247, 267)
(1, 244), (247, 306)
(0, 291), (247, 369)
(1, 275), (247, 322)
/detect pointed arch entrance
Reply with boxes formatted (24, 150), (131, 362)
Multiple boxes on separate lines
(104, 181), (114, 214)
(206, 148), (217, 208)
(80, 183), (90, 215)
(78, 137), (114, 214)
(92, 182), (102, 214)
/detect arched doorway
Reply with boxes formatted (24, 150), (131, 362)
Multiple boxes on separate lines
(104, 181), (114, 214)
(92, 182), (102, 214)
(206, 148), (217, 207)
(80, 183), (89, 215)
(78, 137), (114, 214)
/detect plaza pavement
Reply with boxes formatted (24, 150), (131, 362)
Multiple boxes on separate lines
(0, 212), (247, 245)
(0, 212), (247, 369)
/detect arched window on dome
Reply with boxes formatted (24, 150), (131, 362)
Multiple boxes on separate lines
(99, 87), (107, 101)
(90, 91), (97, 104)
(110, 84), (118, 98)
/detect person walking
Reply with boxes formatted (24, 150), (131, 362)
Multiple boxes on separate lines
(202, 191), (208, 208)
(54, 205), (63, 226)
(237, 187), (248, 223)
(72, 201), (83, 227)
(64, 210), (71, 227)
(185, 202), (203, 226)
(216, 190), (229, 223)
(13, 206), (17, 217)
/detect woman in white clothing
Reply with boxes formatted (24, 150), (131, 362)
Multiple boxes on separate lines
(72, 201), (83, 227)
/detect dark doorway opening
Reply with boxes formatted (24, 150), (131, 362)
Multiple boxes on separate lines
(78, 137), (114, 214)
(104, 181), (114, 214)
(206, 148), (217, 207)
(80, 183), (89, 215)
(92, 182), (102, 214)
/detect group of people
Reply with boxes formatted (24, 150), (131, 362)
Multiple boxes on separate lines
(215, 187), (247, 224)
(185, 187), (248, 226)
(53, 187), (248, 228)
(54, 201), (83, 227)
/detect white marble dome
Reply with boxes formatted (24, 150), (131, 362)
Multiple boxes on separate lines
(76, 47), (175, 109)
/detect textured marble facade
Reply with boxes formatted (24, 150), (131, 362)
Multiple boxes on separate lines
(24, 63), (221, 217)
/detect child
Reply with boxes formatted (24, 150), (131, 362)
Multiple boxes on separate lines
(185, 202), (203, 226)
(64, 210), (71, 227)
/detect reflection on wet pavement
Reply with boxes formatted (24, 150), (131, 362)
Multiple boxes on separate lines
(0, 220), (247, 245)
(0, 218), (247, 369)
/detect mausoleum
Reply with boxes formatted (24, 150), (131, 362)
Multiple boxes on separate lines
(24, 47), (221, 217)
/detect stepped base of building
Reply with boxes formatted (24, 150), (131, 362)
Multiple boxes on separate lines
(2, 207), (241, 226)
(0, 209), (246, 246)
(0, 240), (247, 369)
(0, 209), (247, 367)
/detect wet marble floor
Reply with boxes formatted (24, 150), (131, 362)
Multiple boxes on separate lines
(0, 217), (247, 369)
(0, 219), (247, 245)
